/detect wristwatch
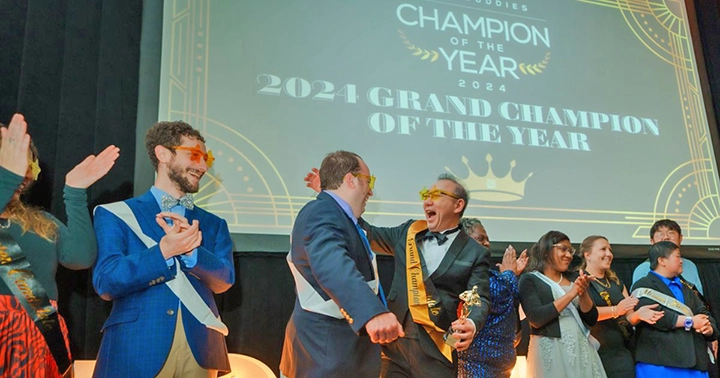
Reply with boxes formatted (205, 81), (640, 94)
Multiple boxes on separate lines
(684, 316), (694, 331)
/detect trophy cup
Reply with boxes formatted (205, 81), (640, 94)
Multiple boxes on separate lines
(444, 285), (482, 348)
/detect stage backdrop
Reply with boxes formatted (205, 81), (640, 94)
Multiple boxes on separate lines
(156, 0), (720, 245)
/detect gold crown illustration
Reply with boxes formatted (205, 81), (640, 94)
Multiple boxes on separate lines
(445, 154), (533, 202)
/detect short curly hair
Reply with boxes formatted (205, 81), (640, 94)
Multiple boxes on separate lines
(145, 120), (205, 170)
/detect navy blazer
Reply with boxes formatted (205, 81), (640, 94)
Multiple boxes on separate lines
(280, 192), (388, 378)
(91, 191), (235, 377)
(631, 272), (718, 371)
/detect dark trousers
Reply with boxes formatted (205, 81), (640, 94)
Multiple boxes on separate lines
(380, 321), (454, 378)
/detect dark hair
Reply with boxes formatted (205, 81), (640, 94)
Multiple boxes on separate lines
(649, 241), (679, 270)
(145, 121), (205, 170)
(577, 235), (620, 285)
(649, 219), (682, 238)
(526, 230), (570, 273)
(437, 173), (469, 217)
(460, 218), (483, 234)
(319, 151), (362, 190)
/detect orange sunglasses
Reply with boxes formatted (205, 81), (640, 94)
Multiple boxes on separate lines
(170, 144), (215, 168)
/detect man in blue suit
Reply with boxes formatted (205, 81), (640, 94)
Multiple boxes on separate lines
(92, 121), (234, 377)
(280, 150), (404, 378)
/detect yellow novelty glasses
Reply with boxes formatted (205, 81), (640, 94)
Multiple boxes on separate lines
(171, 144), (215, 168)
(353, 173), (376, 190)
(29, 159), (41, 180)
(419, 187), (460, 201)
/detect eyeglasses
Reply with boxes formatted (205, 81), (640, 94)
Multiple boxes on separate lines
(419, 187), (461, 201)
(353, 173), (375, 190)
(170, 144), (215, 168)
(29, 159), (41, 180)
(553, 243), (576, 255)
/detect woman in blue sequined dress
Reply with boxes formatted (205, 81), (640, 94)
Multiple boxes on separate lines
(458, 218), (528, 378)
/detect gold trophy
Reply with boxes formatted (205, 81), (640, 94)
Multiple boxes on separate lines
(445, 285), (482, 348)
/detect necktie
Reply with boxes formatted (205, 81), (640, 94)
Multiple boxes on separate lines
(424, 226), (461, 246)
(161, 194), (195, 211)
(355, 222), (387, 307)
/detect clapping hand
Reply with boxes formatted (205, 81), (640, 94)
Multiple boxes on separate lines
(65, 145), (120, 189)
(304, 167), (321, 193)
(0, 114), (31, 177)
(574, 269), (593, 296)
(156, 212), (202, 259)
(498, 245), (528, 276)
(616, 296), (639, 316)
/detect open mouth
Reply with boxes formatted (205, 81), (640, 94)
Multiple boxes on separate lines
(188, 169), (203, 181)
(425, 209), (436, 222)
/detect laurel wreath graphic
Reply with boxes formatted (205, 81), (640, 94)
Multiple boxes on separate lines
(398, 29), (439, 62)
(519, 52), (551, 75)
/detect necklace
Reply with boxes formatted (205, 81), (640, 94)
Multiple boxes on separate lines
(0, 218), (10, 229)
(596, 276), (611, 288)
(555, 273), (563, 284)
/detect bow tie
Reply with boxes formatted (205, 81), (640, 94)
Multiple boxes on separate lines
(161, 194), (195, 211)
(424, 226), (460, 246)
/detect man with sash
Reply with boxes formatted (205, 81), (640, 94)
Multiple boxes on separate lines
(359, 173), (491, 378)
(92, 121), (234, 377)
(631, 240), (718, 377)
(280, 150), (404, 378)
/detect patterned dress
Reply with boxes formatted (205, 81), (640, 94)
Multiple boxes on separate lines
(0, 167), (96, 378)
(526, 285), (607, 378)
(458, 270), (519, 378)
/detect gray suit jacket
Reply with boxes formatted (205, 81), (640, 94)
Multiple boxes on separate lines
(280, 192), (388, 378)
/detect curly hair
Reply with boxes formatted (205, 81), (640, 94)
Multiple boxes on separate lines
(145, 121), (205, 170)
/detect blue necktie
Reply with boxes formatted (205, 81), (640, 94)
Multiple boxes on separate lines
(355, 222), (387, 307)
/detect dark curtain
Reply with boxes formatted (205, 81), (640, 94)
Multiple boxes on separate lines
(0, 0), (141, 359)
(2, 0), (720, 375)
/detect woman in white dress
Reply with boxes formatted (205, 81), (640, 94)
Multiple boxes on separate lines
(518, 230), (607, 378)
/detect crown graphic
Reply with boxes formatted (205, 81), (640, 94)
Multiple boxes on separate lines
(445, 154), (533, 202)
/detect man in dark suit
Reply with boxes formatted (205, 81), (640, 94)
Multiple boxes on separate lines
(92, 121), (235, 377)
(280, 151), (404, 378)
(361, 174), (491, 378)
(631, 241), (718, 377)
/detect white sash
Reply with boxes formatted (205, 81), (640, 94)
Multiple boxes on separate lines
(287, 229), (379, 319)
(530, 271), (600, 350)
(631, 287), (694, 317)
(96, 202), (229, 336)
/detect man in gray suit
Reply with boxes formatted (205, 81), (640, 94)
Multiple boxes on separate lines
(280, 151), (404, 378)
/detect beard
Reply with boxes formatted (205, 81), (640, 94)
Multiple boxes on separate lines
(168, 162), (200, 193)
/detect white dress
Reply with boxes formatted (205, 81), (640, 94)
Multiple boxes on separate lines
(526, 286), (607, 378)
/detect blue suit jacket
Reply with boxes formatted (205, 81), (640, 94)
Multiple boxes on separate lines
(280, 192), (388, 378)
(91, 191), (235, 377)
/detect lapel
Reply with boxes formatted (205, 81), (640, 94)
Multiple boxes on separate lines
(318, 192), (370, 258)
(131, 191), (165, 243)
(429, 229), (467, 280)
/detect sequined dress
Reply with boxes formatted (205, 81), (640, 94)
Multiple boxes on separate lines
(458, 270), (518, 378)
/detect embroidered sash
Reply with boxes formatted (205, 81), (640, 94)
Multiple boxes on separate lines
(531, 271), (600, 350)
(406, 220), (453, 361)
(0, 229), (72, 376)
(97, 202), (229, 335)
(631, 287), (693, 317)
